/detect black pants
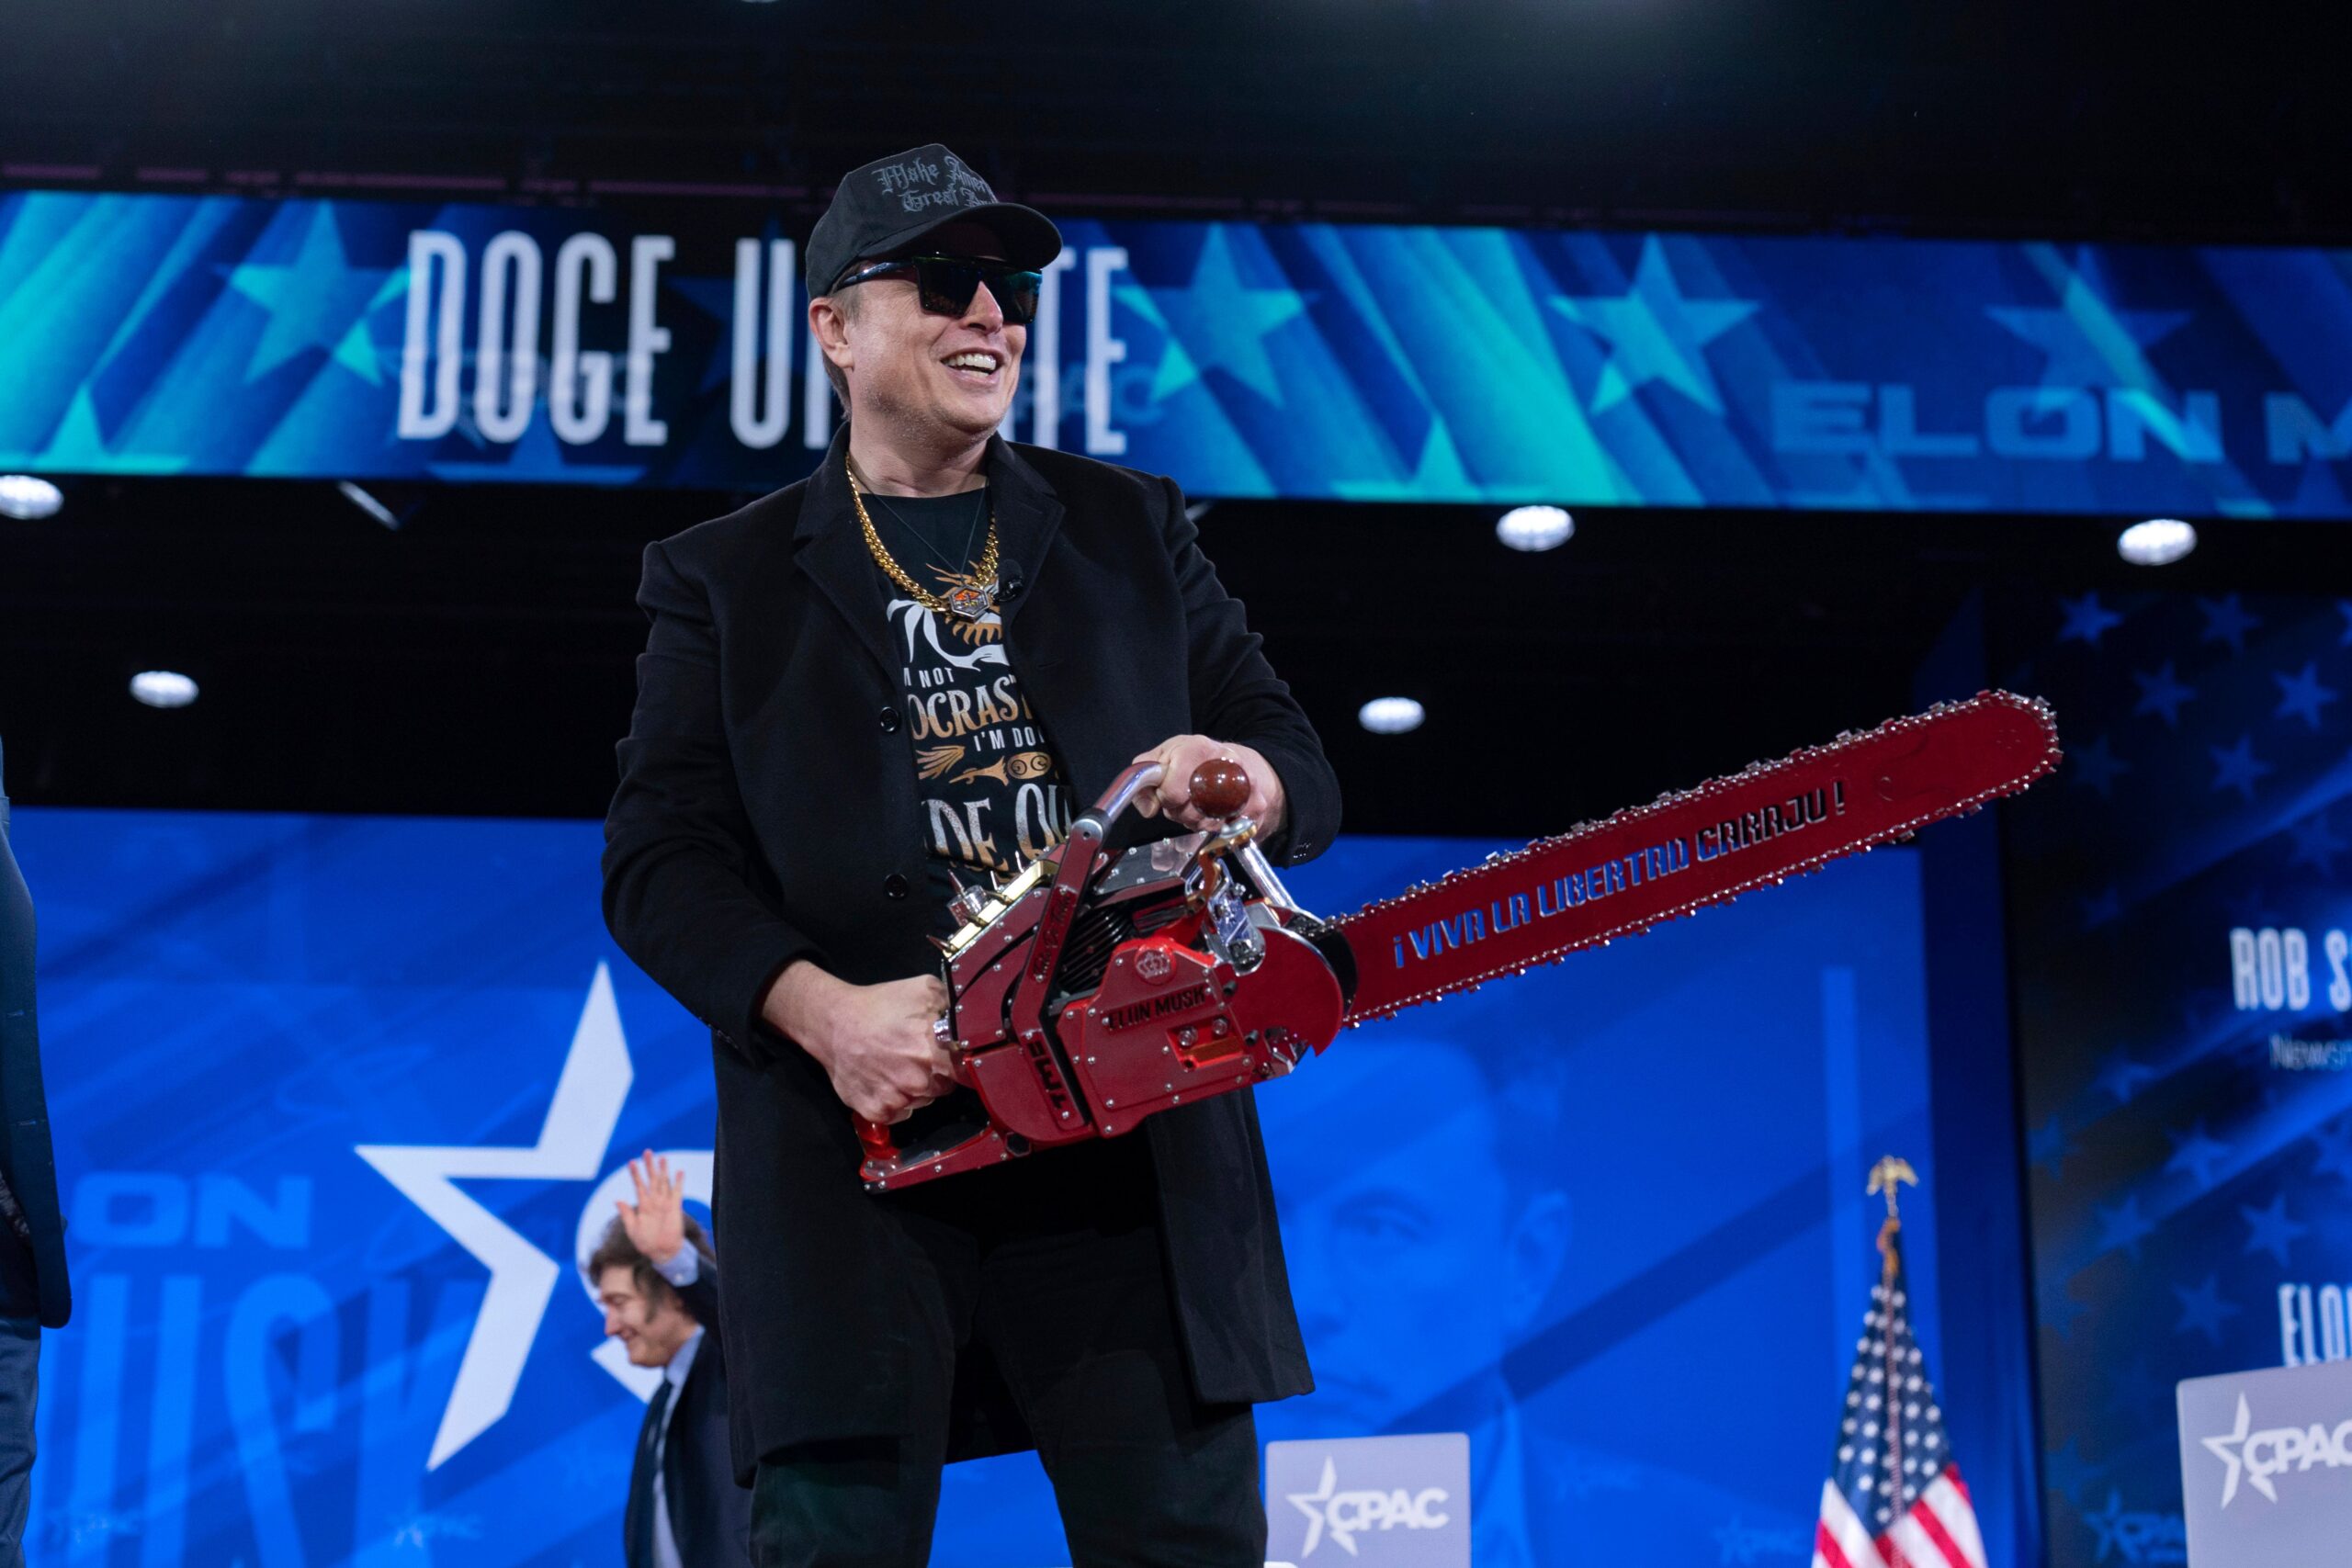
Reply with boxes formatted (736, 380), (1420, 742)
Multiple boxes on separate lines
(749, 1139), (1265, 1568)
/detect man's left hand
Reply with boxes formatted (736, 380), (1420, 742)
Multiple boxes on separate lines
(616, 1150), (687, 1266)
(1129, 736), (1285, 837)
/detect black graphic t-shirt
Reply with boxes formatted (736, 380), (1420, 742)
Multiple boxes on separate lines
(866, 488), (1078, 921)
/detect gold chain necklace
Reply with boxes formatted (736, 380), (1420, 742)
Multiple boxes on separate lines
(847, 467), (1001, 623)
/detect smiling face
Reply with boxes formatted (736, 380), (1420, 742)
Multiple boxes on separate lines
(814, 220), (1026, 449)
(596, 1265), (697, 1368)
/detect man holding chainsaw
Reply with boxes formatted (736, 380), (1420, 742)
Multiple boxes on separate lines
(603, 143), (1338, 1567)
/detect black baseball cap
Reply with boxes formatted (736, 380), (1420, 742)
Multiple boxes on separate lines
(805, 144), (1063, 298)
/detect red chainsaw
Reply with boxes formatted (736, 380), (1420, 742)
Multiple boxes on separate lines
(854, 690), (2060, 1190)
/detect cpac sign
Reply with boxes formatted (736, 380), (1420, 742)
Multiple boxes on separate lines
(2178, 1359), (2352, 1567)
(1264, 1433), (1468, 1567)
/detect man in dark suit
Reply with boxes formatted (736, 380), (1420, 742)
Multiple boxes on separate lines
(0, 739), (71, 1568)
(592, 1152), (751, 1568)
(602, 142), (1340, 1565)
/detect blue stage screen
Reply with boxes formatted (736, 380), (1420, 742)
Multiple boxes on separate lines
(12, 807), (2001, 1565)
(2000, 588), (2352, 1567)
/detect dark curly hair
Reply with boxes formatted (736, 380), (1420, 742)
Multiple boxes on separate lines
(584, 1212), (713, 1314)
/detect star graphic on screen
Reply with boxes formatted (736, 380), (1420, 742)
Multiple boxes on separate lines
(2043, 1440), (2100, 1505)
(2288, 812), (2347, 874)
(2056, 592), (2124, 648)
(2079, 887), (2122, 930)
(2041, 1275), (2091, 1339)
(1119, 225), (1308, 406)
(2131, 662), (2196, 728)
(2029, 1113), (2073, 1176)
(2095, 1195), (2155, 1258)
(1984, 247), (2189, 390)
(2094, 1047), (2155, 1103)
(2311, 1119), (2352, 1182)
(2338, 600), (2352, 648)
(1554, 236), (1760, 414)
(2165, 1121), (2231, 1189)
(221, 202), (400, 385)
(2173, 1275), (2243, 1344)
(356, 964), (634, 1468)
(2198, 593), (2261, 655)
(2209, 735), (2272, 801)
(2069, 736), (2132, 797)
(2273, 661), (2339, 729)
(2081, 1489), (2134, 1558)
(2240, 1192), (2308, 1266)
(1285, 1457), (1344, 1557)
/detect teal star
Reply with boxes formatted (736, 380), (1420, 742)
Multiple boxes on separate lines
(221, 204), (398, 385)
(2209, 735), (2272, 801)
(1555, 237), (1760, 414)
(2174, 1275), (2242, 1344)
(1119, 225), (1306, 405)
(2274, 661), (2338, 729)
(1984, 247), (2189, 391)
(2241, 1192), (2307, 1266)
(2165, 1121), (2230, 1189)
(2132, 662), (2195, 728)
(2057, 592), (2124, 648)
(2070, 736), (2132, 797)
(2289, 813), (2346, 874)
(2199, 594), (2261, 654)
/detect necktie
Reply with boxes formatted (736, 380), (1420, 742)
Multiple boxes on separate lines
(627, 1378), (676, 1568)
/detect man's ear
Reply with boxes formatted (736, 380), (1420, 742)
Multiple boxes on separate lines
(808, 297), (854, 371)
(1504, 1190), (1571, 1337)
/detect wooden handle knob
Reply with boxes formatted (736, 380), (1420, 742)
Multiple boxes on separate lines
(1189, 757), (1252, 819)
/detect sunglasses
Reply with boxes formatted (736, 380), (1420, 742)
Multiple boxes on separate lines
(829, 254), (1045, 327)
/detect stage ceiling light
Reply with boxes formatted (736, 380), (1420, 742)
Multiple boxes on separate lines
(0, 474), (62, 520)
(130, 671), (199, 709)
(1357, 696), (1425, 735)
(2117, 517), (2197, 566)
(1496, 504), (1574, 551)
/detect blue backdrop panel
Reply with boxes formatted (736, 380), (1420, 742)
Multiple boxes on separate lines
(4, 186), (2350, 514)
(13, 807), (2002, 1566)
(2003, 589), (2352, 1567)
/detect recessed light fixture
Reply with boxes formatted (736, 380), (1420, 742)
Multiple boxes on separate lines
(1496, 504), (1574, 552)
(130, 671), (199, 709)
(2117, 517), (2197, 566)
(0, 474), (62, 520)
(1357, 696), (1425, 735)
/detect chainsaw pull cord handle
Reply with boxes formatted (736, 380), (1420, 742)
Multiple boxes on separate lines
(857, 762), (1174, 1170)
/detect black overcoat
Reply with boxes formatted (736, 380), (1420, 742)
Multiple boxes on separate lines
(602, 431), (1336, 1481)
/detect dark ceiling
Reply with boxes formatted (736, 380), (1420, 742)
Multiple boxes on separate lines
(4, 0), (2343, 242)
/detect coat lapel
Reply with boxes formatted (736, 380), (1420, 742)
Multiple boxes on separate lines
(794, 430), (1067, 683)
(981, 436), (1066, 630)
(792, 431), (902, 687)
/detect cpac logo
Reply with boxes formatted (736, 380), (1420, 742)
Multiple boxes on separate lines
(1283, 1458), (1451, 1558)
(2200, 1393), (2352, 1505)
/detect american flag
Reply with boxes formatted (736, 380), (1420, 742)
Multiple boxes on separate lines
(1813, 1228), (1988, 1568)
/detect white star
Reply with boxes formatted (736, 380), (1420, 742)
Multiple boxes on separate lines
(1286, 1457), (1347, 1557)
(356, 964), (635, 1468)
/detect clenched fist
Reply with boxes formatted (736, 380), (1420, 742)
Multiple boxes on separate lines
(763, 964), (957, 1124)
(1129, 736), (1286, 836)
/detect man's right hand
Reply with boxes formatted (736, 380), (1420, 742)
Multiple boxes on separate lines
(763, 964), (957, 1124)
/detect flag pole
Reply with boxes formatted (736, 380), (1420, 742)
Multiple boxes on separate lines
(1867, 1156), (1919, 1518)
